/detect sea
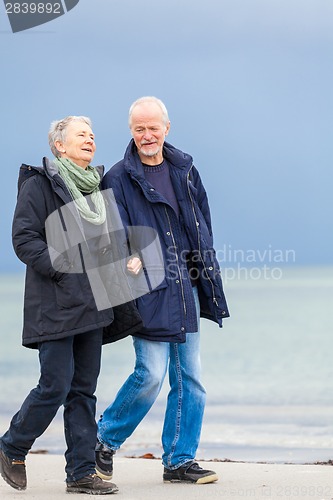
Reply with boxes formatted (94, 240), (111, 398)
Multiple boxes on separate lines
(1, 266), (333, 464)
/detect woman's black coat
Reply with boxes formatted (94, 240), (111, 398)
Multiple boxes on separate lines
(13, 158), (142, 349)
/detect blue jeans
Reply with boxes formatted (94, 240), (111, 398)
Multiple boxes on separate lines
(97, 287), (206, 469)
(0, 329), (103, 481)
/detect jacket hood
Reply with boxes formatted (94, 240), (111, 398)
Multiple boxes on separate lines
(123, 139), (193, 182)
(17, 158), (104, 194)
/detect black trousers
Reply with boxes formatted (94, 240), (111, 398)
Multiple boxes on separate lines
(0, 329), (103, 481)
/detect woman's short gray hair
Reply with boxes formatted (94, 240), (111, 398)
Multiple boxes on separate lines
(48, 116), (92, 157)
(128, 96), (169, 128)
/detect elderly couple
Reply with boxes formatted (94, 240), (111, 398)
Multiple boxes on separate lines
(0, 97), (229, 494)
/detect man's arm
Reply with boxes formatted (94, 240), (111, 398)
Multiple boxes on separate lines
(102, 172), (143, 275)
(190, 166), (213, 238)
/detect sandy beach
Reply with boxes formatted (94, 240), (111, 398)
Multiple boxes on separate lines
(0, 454), (332, 500)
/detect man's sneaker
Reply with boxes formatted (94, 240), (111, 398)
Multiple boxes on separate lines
(163, 461), (218, 484)
(66, 473), (118, 494)
(95, 441), (114, 480)
(0, 448), (27, 490)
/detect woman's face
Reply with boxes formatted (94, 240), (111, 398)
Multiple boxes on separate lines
(55, 121), (96, 169)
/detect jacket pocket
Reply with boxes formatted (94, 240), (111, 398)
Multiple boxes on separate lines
(54, 273), (84, 309)
(136, 281), (170, 331)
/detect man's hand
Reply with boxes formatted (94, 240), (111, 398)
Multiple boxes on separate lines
(127, 256), (143, 275)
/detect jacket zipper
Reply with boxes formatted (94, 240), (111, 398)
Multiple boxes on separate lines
(164, 206), (187, 316)
(187, 167), (218, 307)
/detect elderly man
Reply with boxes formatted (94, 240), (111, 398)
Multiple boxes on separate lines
(96, 97), (229, 484)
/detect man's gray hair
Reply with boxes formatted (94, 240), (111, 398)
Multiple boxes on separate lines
(128, 96), (169, 128)
(48, 116), (92, 157)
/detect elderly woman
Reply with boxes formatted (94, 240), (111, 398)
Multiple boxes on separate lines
(0, 116), (129, 494)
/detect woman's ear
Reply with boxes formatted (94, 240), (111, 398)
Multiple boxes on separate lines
(54, 140), (65, 154)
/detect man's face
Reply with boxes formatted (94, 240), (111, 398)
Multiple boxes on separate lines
(130, 102), (170, 165)
(55, 121), (96, 169)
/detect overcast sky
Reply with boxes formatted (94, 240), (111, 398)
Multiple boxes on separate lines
(0, 0), (332, 272)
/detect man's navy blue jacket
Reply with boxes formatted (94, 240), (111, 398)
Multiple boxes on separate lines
(102, 140), (229, 343)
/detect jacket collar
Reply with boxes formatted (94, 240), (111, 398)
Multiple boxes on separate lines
(123, 139), (193, 183)
(42, 157), (104, 181)
(44, 157), (104, 204)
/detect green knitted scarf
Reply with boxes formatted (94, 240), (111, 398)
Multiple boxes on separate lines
(53, 157), (106, 225)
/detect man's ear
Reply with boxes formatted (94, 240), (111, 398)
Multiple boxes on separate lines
(165, 121), (171, 136)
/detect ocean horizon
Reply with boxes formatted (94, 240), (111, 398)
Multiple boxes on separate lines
(1, 265), (333, 464)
